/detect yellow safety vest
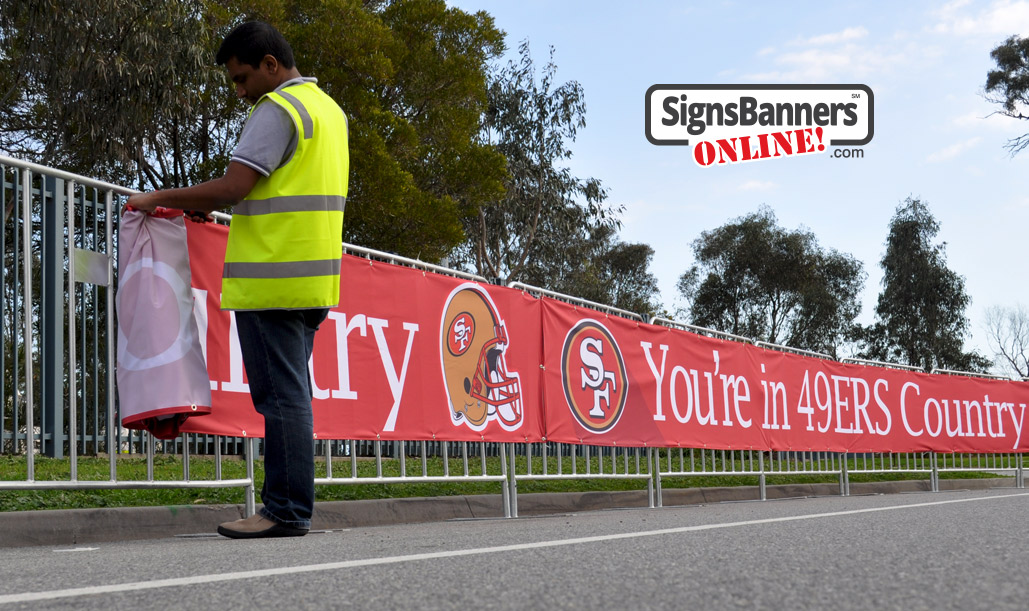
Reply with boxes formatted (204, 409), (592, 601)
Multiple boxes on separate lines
(221, 81), (349, 311)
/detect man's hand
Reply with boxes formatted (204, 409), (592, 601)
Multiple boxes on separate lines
(124, 192), (159, 215)
(118, 162), (259, 218)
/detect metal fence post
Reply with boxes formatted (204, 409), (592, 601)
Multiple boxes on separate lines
(931, 453), (939, 493)
(105, 191), (116, 477)
(839, 452), (850, 497)
(647, 447), (655, 509)
(21, 168), (36, 477)
(759, 450), (767, 501)
(1018, 456), (1024, 489)
(500, 442), (511, 518)
(65, 180), (77, 478)
(507, 442), (518, 518)
(655, 448), (663, 508)
(41, 176), (65, 457)
(245, 437), (256, 517)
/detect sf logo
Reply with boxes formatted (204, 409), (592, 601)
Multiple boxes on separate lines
(579, 337), (617, 418)
(447, 312), (474, 356)
(561, 319), (627, 433)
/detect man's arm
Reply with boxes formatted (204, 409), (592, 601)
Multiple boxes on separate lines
(125, 162), (261, 215)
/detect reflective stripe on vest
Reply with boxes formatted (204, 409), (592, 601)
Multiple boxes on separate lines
(234, 194), (346, 216)
(275, 89), (314, 139)
(223, 258), (342, 279)
(221, 81), (348, 311)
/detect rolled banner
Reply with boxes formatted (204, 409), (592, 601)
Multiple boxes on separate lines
(116, 208), (212, 439)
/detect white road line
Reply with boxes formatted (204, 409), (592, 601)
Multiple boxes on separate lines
(2, 491), (1026, 605)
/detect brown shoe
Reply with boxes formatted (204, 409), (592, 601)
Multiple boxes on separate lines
(217, 513), (309, 539)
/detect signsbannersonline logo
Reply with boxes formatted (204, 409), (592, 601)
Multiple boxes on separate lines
(645, 85), (873, 167)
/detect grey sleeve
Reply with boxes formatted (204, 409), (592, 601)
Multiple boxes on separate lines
(230, 103), (298, 177)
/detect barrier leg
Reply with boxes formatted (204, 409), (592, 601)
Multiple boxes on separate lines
(508, 443), (518, 518)
(245, 437), (256, 517)
(839, 453), (849, 497)
(759, 451), (767, 501)
(931, 453), (939, 493)
(647, 447), (655, 509)
(654, 448), (664, 508)
(500, 442), (511, 518)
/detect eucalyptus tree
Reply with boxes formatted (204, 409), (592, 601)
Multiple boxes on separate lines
(857, 197), (990, 373)
(985, 34), (1029, 155)
(0, 0), (509, 261)
(677, 207), (864, 358)
(463, 40), (619, 283)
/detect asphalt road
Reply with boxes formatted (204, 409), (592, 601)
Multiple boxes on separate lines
(1, 489), (1026, 610)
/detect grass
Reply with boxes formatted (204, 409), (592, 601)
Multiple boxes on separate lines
(0, 453), (1015, 513)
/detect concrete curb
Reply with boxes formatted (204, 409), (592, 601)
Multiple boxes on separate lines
(0, 478), (1018, 548)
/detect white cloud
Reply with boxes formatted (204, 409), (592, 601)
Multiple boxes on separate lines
(738, 180), (778, 191)
(930, 0), (1029, 37)
(741, 3), (1027, 84)
(1002, 195), (1029, 211)
(742, 22), (919, 82)
(798, 26), (869, 46)
(744, 42), (907, 81)
(926, 136), (983, 162)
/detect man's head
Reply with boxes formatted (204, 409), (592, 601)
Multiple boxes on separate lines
(216, 21), (299, 105)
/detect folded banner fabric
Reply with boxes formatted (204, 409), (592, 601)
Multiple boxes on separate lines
(179, 221), (1029, 453)
(116, 209), (212, 439)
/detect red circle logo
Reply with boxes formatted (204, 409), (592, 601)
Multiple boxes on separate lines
(561, 320), (627, 433)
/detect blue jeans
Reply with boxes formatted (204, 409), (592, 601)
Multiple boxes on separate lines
(235, 308), (328, 529)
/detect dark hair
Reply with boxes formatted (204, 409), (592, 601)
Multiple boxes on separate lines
(216, 21), (296, 69)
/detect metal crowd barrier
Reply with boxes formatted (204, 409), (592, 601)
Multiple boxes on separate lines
(934, 452), (1025, 488)
(841, 452), (934, 495)
(1, 154), (1026, 523)
(506, 442), (654, 516)
(314, 439), (512, 518)
(655, 449), (1025, 502)
(654, 449), (849, 504)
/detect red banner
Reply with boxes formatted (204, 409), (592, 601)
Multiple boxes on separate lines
(542, 298), (1029, 453)
(180, 222), (544, 442)
(176, 222), (1029, 452)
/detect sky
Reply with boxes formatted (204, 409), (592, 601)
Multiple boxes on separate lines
(446, 0), (1029, 365)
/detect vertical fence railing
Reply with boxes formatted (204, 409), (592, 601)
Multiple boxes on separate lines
(504, 442), (654, 517)
(0, 156), (255, 505)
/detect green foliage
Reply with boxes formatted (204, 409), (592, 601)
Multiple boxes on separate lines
(199, 0), (508, 261)
(0, 0), (661, 310)
(677, 207), (865, 357)
(985, 34), (1029, 154)
(0, 0), (230, 188)
(520, 221), (661, 317)
(856, 197), (991, 373)
(460, 40), (622, 282)
(0, 0), (508, 261)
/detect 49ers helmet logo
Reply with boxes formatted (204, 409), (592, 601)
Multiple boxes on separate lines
(440, 284), (523, 432)
(561, 319), (627, 433)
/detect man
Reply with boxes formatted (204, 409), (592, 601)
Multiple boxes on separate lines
(126, 20), (349, 538)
